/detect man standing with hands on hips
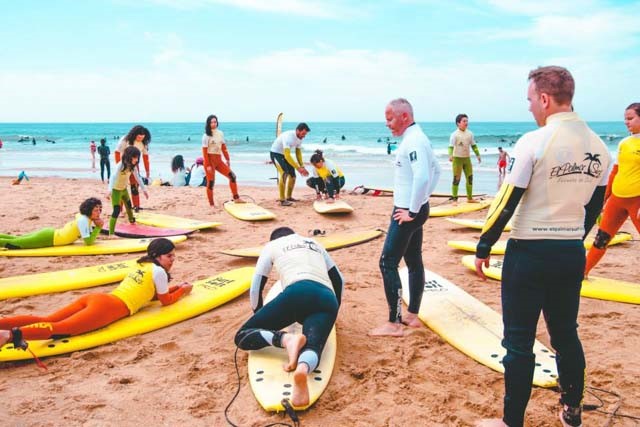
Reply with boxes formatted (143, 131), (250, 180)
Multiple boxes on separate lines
(474, 66), (610, 427)
(370, 98), (440, 337)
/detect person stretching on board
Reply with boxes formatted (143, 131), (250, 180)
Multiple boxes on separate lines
(0, 238), (192, 350)
(449, 113), (481, 203)
(0, 198), (104, 250)
(270, 123), (310, 206)
(107, 146), (148, 235)
(473, 66), (610, 427)
(370, 98), (440, 337)
(234, 226), (344, 408)
(306, 149), (345, 204)
(584, 102), (640, 278)
(114, 125), (151, 212)
(201, 114), (244, 210)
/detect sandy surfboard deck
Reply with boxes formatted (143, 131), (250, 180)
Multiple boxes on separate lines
(313, 199), (354, 214)
(223, 201), (276, 221)
(448, 232), (632, 254)
(0, 235), (187, 257)
(461, 255), (640, 305)
(102, 222), (195, 238)
(221, 229), (383, 258)
(429, 199), (492, 217)
(400, 267), (558, 387)
(0, 267), (254, 362)
(248, 281), (336, 412)
(134, 212), (222, 230)
(0, 259), (138, 300)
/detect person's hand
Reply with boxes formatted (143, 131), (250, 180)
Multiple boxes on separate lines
(392, 208), (414, 225)
(94, 218), (104, 228)
(105, 192), (111, 200)
(143, 190), (149, 199)
(181, 282), (193, 295)
(474, 256), (489, 280)
(477, 155), (482, 164)
(448, 156), (453, 162)
(298, 167), (309, 177)
(316, 193), (323, 201)
(335, 193), (340, 200)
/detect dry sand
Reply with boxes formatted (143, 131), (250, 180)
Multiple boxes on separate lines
(0, 177), (638, 426)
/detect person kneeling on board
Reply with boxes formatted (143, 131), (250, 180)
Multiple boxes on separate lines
(305, 149), (345, 204)
(0, 238), (192, 350)
(234, 227), (344, 407)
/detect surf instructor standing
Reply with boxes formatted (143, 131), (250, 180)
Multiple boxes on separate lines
(474, 66), (610, 427)
(370, 98), (440, 337)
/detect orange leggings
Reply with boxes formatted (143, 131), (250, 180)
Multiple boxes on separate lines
(0, 294), (130, 340)
(205, 154), (239, 206)
(585, 194), (640, 275)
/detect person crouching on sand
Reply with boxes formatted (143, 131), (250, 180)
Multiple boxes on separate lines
(0, 238), (192, 350)
(0, 197), (104, 249)
(234, 227), (344, 407)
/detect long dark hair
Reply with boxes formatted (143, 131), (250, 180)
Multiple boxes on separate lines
(171, 155), (185, 173)
(205, 115), (219, 137)
(125, 125), (151, 146)
(121, 146), (141, 171)
(137, 238), (175, 280)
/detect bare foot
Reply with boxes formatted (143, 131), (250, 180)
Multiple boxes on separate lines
(291, 362), (310, 408)
(0, 330), (10, 347)
(467, 198), (480, 203)
(282, 333), (307, 372)
(402, 313), (423, 328)
(369, 322), (404, 337)
(233, 198), (247, 204)
(475, 418), (507, 427)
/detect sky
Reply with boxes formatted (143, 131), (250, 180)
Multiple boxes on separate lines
(1, 0), (639, 122)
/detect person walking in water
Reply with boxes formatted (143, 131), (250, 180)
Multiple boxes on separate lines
(234, 226), (344, 408)
(497, 146), (510, 187)
(370, 98), (440, 337)
(270, 123), (310, 206)
(449, 114), (481, 202)
(474, 66), (610, 427)
(97, 138), (111, 183)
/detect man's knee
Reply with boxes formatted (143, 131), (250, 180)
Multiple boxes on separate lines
(229, 171), (237, 183)
(207, 179), (214, 190)
(593, 229), (612, 249)
(452, 176), (461, 185)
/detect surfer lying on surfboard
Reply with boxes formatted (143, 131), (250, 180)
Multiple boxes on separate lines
(0, 197), (104, 249)
(0, 238), (192, 351)
(234, 227), (344, 408)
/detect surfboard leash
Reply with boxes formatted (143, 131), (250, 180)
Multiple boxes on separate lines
(583, 385), (640, 424)
(225, 331), (300, 427)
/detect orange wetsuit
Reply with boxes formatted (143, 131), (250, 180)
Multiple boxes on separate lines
(202, 130), (239, 206)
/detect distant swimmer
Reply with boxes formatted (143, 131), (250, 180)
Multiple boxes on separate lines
(322, 137), (327, 143)
(32, 137), (36, 145)
(341, 135), (346, 141)
(45, 139), (56, 144)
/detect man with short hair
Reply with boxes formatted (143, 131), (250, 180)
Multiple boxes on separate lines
(270, 123), (310, 206)
(474, 66), (611, 427)
(370, 98), (440, 337)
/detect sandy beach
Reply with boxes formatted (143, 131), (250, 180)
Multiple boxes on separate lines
(0, 176), (638, 426)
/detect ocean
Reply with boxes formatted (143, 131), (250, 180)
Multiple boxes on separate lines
(0, 121), (626, 196)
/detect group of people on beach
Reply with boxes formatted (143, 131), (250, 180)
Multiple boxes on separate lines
(1, 65), (639, 426)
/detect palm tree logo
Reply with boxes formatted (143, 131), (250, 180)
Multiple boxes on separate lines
(584, 153), (602, 177)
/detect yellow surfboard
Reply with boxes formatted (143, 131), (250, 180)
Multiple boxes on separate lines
(462, 255), (640, 305)
(400, 267), (558, 387)
(0, 235), (187, 257)
(134, 212), (222, 230)
(429, 199), (492, 217)
(221, 229), (383, 258)
(276, 112), (284, 137)
(248, 281), (336, 412)
(0, 267), (254, 361)
(0, 259), (138, 300)
(448, 232), (632, 254)
(430, 192), (487, 198)
(223, 201), (276, 221)
(313, 199), (354, 214)
(445, 217), (512, 232)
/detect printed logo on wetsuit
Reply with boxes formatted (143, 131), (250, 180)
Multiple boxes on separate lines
(549, 152), (604, 180)
(283, 239), (321, 253)
(409, 151), (417, 162)
(507, 157), (515, 173)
